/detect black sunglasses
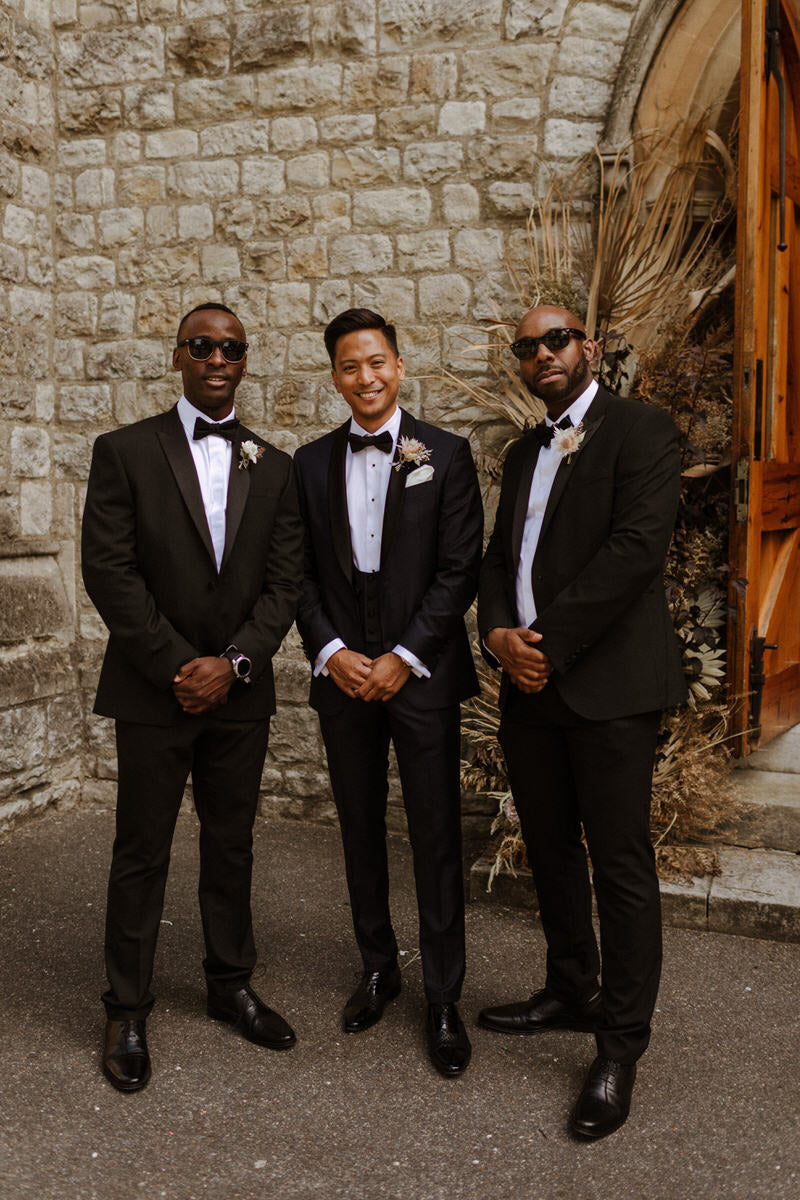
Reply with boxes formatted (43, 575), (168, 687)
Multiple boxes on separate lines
(510, 328), (586, 360)
(177, 336), (248, 362)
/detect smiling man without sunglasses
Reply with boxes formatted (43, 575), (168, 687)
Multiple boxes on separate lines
(293, 309), (483, 1077)
(82, 302), (303, 1091)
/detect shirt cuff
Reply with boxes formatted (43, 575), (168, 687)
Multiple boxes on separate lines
(482, 635), (500, 666)
(393, 645), (430, 679)
(314, 638), (346, 677)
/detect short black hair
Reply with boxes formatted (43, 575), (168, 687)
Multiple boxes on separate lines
(324, 308), (399, 365)
(176, 302), (241, 341)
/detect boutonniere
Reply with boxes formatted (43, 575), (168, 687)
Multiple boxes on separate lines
(393, 435), (432, 474)
(551, 422), (586, 463)
(238, 440), (265, 470)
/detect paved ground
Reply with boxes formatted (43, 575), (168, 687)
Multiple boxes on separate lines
(1, 808), (798, 1200)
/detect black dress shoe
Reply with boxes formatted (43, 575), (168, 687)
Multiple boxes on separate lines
(102, 1019), (151, 1092)
(207, 985), (296, 1050)
(343, 966), (401, 1033)
(427, 1002), (471, 1078)
(478, 987), (601, 1035)
(569, 1056), (637, 1140)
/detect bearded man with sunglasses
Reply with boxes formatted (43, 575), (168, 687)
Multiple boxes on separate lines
(82, 303), (303, 1091)
(477, 305), (686, 1140)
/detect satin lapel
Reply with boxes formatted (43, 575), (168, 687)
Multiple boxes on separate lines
(156, 407), (217, 568)
(220, 432), (250, 571)
(510, 436), (540, 567)
(380, 408), (414, 569)
(328, 421), (353, 584)
(538, 400), (607, 545)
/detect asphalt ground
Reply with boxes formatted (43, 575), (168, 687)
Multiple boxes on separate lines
(1, 808), (798, 1200)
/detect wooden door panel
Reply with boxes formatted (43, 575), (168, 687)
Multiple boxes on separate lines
(730, 0), (800, 749)
(761, 462), (800, 527)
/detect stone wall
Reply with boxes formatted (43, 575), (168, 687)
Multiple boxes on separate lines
(0, 1), (86, 830)
(0, 0), (641, 834)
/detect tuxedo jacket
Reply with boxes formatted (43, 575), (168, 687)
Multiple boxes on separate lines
(294, 409), (483, 715)
(81, 405), (303, 726)
(478, 386), (687, 721)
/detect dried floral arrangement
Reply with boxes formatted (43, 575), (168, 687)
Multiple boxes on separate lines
(450, 125), (741, 888)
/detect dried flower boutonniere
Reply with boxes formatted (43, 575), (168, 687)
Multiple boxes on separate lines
(393, 435), (432, 473)
(551, 422), (586, 464)
(239, 440), (265, 470)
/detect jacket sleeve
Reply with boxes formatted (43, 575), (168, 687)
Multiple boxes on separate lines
(81, 432), (198, 689)
(477, 441), (524, 663)
(394, 437), (484, 670)
(533, 407), (681, 674)
(228, 455), (304, 679)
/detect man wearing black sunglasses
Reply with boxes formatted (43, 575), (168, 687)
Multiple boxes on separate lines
(82, 302), (303, 1091)
(477, 305), (686, 1139)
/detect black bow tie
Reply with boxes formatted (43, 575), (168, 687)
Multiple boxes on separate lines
(348, 431), (394, 454)
(193, 417), (239, 442)
(529, 415), (572, 448)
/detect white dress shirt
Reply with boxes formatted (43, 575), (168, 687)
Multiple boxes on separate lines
(177, 394), (235, 573)
(515, 379), (598, 626)
(314, 406), (429, 679)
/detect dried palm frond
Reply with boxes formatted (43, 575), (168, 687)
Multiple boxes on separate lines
(579, 124), (734, 339)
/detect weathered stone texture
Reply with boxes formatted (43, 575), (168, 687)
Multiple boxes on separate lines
(231, 8), (311, 71)
(58, 28), (165, 85)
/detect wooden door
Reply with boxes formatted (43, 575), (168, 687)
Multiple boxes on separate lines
(730, 0), (800, 751)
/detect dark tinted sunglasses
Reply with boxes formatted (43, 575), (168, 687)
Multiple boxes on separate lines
(510, 328), (586, 360)
(177, 336), (248, 362)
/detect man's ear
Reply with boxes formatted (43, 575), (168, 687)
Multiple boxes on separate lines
(583, 337), (599, 365)
(396, 355), (406, 381)
(172, 347), (181, 370)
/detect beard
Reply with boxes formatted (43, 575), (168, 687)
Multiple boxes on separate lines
(525, 356), (590, 404)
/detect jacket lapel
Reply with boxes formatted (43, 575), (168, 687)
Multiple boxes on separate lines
(157, 407), (217, 568)
(220, 431), (250, 572)
(328, 420), (354, 584)
(380, 408), (414, 569)
(538, 392), (607, 545)
(509, 435), (540, 567)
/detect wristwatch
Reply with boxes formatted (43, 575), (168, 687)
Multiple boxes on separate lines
(221, 644), (252, 683)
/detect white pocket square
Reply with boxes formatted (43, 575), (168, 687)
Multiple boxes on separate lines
(405, 464), (434, 487)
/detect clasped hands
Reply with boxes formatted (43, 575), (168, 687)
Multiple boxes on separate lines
(327, 648), (411, 702)
(485, 626), (552, 693)
(173, 656), (235, 714)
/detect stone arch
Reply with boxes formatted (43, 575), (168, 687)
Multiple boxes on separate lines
(602, 0), (740, 151)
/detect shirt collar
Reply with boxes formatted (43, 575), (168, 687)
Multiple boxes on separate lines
(177, 394), (237, 440)
(348, 405), (402, 442)
(545, 378), (598, 429)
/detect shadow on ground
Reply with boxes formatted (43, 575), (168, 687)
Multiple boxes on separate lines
(1, 809), (798, 1200)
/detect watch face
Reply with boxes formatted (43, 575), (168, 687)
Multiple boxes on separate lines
(235, 655), (251, 677)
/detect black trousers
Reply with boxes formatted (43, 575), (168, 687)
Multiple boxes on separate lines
(103, 714), (270, 1020)
(319, 698), (465, 1004)
(499, 683), (662, 1063)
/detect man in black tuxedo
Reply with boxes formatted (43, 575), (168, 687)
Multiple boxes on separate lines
(477, 305), (687, 1138)
(294, 308), (482, 1076)
(82, 302), (303, 1091)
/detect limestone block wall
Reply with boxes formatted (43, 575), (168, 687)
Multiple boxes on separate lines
(1, 0), (641, 834)
(0, 2), (86, 830)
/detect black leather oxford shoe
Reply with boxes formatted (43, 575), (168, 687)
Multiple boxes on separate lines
(569, 1056), (637, 1140)
(102, 1019), (151, 1092)
(478, 987), (602, 1035)
(343, 966), (402, 1033)
(207, 985), (296, 1050)
(427, 1002), (471, 1078)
